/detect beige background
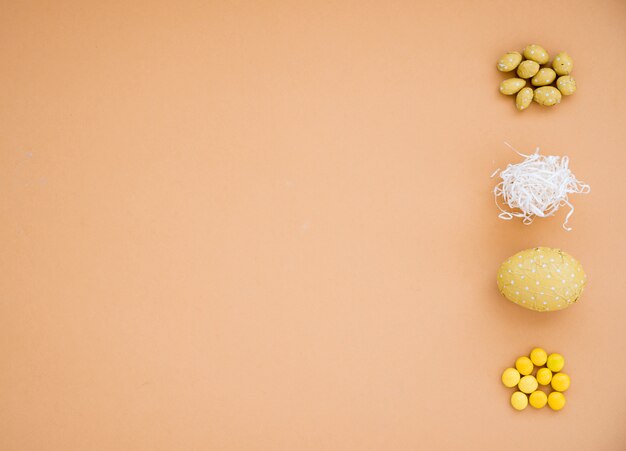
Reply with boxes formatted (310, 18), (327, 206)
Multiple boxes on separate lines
(1, 1), (626, 450)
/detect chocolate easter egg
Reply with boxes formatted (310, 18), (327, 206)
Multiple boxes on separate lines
(497, 247), (587, 312)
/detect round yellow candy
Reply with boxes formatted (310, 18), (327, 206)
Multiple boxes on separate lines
(501, 368), (521, 388)
(551, 373), (571, 392)
(529, 390), (548, 408)
(515, 356), (534, 375)
(548, 391), (566, 411)
(530, 348), (548, 366)
(511, 391), (528, 410)
(547, 353), (565, 372)
(497, 248), (587, 312)
(536, 368), (553, 385)
(518, 375), (538, 394)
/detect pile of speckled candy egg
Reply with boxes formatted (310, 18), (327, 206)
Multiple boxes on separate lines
(501, 348), (570, 411)
(497, 44), (576, 110)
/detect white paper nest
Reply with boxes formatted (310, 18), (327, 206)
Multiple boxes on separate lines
(492, 144), (590, 231)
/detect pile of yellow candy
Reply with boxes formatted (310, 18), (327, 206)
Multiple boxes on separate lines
(501, 348), (570, 411)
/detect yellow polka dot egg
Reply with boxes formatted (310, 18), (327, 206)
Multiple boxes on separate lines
(497, 247), (587, 312)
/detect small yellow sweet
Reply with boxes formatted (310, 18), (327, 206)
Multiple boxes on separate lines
(536, 368), (553, 385)
(529, 390), (548, 408)
(551, 373), (571, 392)
(502, 368), (521, 388)
(511, 391), (528, 410)
(530, 348), (548, 366)
(515, 356), (534, 375)
(548, 391), (566, 411)
(547, 353), (565, 372)
(518, 375), (538, 394)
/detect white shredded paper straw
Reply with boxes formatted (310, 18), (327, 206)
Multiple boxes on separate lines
(492, 143), (590, 231)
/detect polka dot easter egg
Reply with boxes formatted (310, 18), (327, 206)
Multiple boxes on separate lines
(497, 247), (587, 312)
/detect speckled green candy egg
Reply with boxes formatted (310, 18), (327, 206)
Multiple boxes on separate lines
(553, 52), (574, 76)
(533, 86), (562, 106)
(515, 87), (534, 111)
(523, 44), (550, 65)
(497, 51), (523, 72)
(499, 78), (526, 95)
(517, 60), (540, 79)
(531, 68), (557, 87)
(557, 76), (577, 96)
(497, 247), (587, 312)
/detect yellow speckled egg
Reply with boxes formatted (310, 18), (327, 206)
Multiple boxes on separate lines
(517, 60), (540, 79)
(557, 76), (577, 96)
(497, 247), (587, 312)
(499, 78), (527, 95)
(523, 44), (550, 64)
(497, 51), (523, 72)
(552, 52), (574, 76)
(531, 68), (557, 87)
(515, 87), (534, 111)
(533, 86), (562, 106)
